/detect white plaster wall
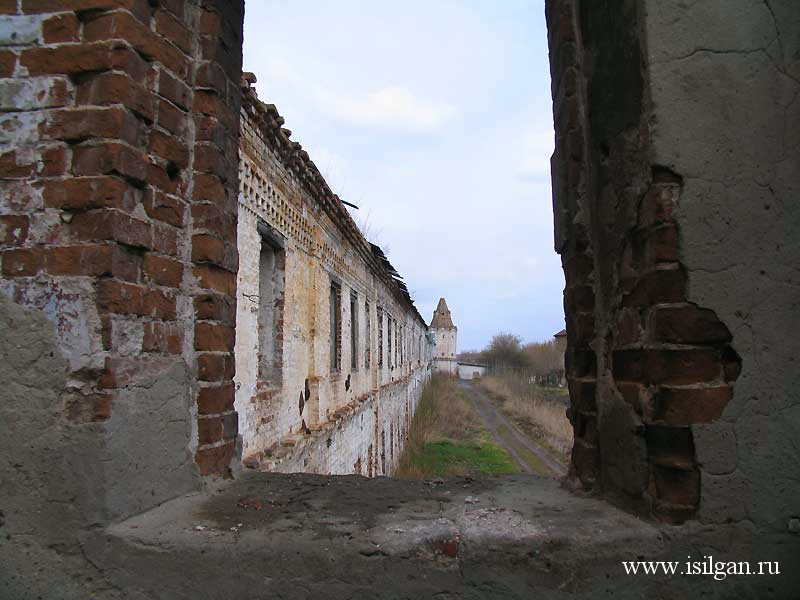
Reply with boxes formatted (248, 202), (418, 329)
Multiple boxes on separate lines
(235, 110), (434, 472)
(644, 0), (800, 530)
(458, 364), (486, 379)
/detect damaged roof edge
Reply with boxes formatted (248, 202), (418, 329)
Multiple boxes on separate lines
(240, 73), (427, 328)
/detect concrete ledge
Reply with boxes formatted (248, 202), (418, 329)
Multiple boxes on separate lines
(71, 473), (798, 598)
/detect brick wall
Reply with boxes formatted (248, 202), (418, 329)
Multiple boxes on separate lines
(546, 0), (741, 523)
(0, 0), (244, 482)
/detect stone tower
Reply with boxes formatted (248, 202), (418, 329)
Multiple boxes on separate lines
(430, 298), (458, 375)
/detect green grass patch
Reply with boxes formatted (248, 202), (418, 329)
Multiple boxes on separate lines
(407, 439), (519, 478)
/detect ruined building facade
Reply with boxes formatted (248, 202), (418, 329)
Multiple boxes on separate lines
(0, 4), (798, 594)
(234, 79), (432, 475)
(429, 296), (458, 375)
(547, 0), (799, 529)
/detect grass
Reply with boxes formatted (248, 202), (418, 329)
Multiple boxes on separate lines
(480, 375), (574, 462)
(395, 375), (519, 479)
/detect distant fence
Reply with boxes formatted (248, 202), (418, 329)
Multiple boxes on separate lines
(484, 365), (568, 406)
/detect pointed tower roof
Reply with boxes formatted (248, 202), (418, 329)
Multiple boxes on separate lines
(430, 298), (455, 329)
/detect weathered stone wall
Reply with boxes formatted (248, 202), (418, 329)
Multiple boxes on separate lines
(432, 327), (458, 375)
(0, 0), (245, 525)
(234, 79), (433, 475)
(547, 0), (799, 529)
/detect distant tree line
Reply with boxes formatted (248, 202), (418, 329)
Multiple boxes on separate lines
(458, 333), (564, 384)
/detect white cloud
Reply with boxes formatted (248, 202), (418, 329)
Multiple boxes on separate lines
(261, 55), (458, 133)
(518, 126), (555, 180)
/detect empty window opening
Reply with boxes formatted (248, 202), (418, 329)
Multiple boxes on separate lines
(378, 306), (384, 368)
(350, 291), (358, 370)
(330, 281), (341, 372)
(365, 301), (371, 369)
(257, 231), (285, 386)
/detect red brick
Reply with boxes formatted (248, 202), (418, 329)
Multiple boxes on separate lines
(566, 284), (594, 312)
(20, 42), (146, 77)
(572, 411), (597, 445)
(72, 142), (148, 183)
(614, 308), (642, 347)
(565, 348), (595, 378)
(41, 107), (141, 145)
(613, 348), (720, 385)
(571, 441), (598, 488)
(197, 9), (222, 36)
(46, 244), (109, 277)
(22, 0), (150, 21)
(77, 72), (155, 122)
(143, 321), (182, 354)
(156, 98), (187, 136)
(197, 413), (237, 445)
(151, 222), (179, 257)
(0, 50), (16, 78)
(195, 61), (227, 95)
(197, 382), (234, 414)
(148, 129), (189, 169)
(194, 292), (235, 323)
(194, 114), (227, 147)
(143, 288), (176, 319)
(43, 176), (136, 212)
(652, 465), (700, 507)
(567, 378), (596, 414)
(0, 150), (35, 178)
(143, 253), (182, 287)
(193, 143), (229, 178)
(0, 0), (16, 13)
(0, 215), (29, 247)
(66, 390), (115, 422)
(71, 209), (152, 249)
(193, 263), (235, 295)
(195, 322), (235, 352)
(645, 425), (695, 470)
(651, 305), (732, 345)
(616, 381), (644, 415)
(155, 9), (191, 54)
(638, 182), (680, 228)
(143, 190), (184, 227)
(2, 248), (44, 276)
(39, 146), (67, 177)
(565, 312), (594, 347)
(650, 386), (732, 426)
(146, 160), (180, 194)
(194, 439), (235, 475)
(191, 174), (226, 204)
(191, 233), (224, 264)
(84, 11), (188, 77)
(157, 68), (191, 111)
(97, 280), (145, 315)
(622, 267), (686, 307)
(649, 349), (721, 385)
(197, 415), (224, 444)
(197, 352), (235, 382)
(42, 13), (80, 43)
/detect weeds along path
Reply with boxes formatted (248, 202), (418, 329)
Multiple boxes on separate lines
(458, 380), (567, 478)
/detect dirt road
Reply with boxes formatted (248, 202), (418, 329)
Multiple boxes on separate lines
(458, 379), (567, 478)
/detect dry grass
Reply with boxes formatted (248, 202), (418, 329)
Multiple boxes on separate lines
(480, 375), (574, 460)
(395, 376), (516, 479)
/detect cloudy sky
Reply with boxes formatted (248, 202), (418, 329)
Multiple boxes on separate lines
(243, 1), (564, 351)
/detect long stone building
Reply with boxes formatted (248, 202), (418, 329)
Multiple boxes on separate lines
(0, 1), (798, 597)
(234, 77), (432, 475)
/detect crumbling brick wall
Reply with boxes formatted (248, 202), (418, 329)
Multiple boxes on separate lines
(234, 79), (432, 475)
(0, 0), (245, 513)
(547, 0), (798, 528)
